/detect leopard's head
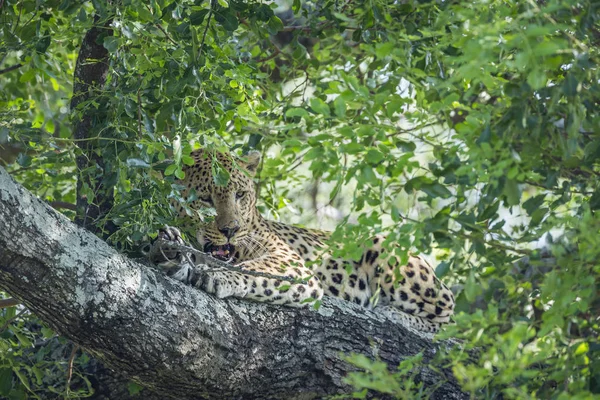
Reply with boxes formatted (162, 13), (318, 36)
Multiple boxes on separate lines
(173, 149), (261, 259)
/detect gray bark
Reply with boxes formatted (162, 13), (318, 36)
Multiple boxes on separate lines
(0, 166), (467, 399)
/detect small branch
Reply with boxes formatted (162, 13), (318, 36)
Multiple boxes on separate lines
(0, 308), (28, 332)
(156, 23), (178, 46)
(281, 21), (333, 33)
(256, 46), (282, 63)
(0, 63), (23, 75)
(150, 240), (304, 284)
(199, 3), (214, 54)
(137, 82), (143, 137)
(145, 4), (178, 46)
(65, 344), (80, 396)
(50, 201), (77, 211)
(0, 297), (20, 308)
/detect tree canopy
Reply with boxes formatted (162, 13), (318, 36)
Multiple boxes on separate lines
(1, 0), (599, 398)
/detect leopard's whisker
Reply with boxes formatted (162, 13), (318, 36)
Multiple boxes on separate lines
(239, 234), (268, 259)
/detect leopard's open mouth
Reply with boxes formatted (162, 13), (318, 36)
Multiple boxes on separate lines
(204, 243), (235, 261)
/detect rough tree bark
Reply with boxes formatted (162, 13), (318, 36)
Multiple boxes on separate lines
(0, 167), (467, 399)
(71, 15), (117, 236)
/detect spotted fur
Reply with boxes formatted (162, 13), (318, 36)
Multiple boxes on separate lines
(159, 150), (455, 332)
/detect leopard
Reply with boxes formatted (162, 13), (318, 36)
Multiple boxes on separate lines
(149, 149), (455, 332)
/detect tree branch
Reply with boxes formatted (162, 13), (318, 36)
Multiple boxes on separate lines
(0, 166), (467, 399)
(71, 17), (117, 236)
(0, 297), (20, 308)
(0, 63), (23, 75)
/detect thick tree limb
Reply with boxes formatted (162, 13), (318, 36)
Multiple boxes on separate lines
(0, 166), (466, 399)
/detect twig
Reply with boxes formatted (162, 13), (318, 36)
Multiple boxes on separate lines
(0, 308), (28, 332)
(255, 46), (282, 63)
(199, 1), (215, 55)
(156, 23), (179, 46)
(12, 1), (22, 33)
(65, 344), (80, 397)
(0, 298), (20, 308)
(0, 63), (23, 75)
(150, 240), (307, 284)
(137, 82), (143, 137)
(145, 4), (178, 46)
(281, 21), (333, 32)
(50, 201), (77, 211)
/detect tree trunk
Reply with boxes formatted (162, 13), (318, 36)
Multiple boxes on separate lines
(71, 16), (117, 236)
(0, 167), (467, 399)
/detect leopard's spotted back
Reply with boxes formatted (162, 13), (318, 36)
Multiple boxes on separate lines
(266, 221), (454, 324)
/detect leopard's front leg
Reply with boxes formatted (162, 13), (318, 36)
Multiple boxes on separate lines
(192, 255), (323, 307)
(237, 255), (323, 307)
(148, 227), (323, 307)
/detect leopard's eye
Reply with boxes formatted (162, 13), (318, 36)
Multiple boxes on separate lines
(235, 191), (246, 200)
(200, 195), (213, 205)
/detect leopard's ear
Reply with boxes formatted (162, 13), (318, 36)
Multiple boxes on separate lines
(243, 150), (261, 175)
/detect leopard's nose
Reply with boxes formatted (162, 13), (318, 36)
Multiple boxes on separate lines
(219, 224), (239, 239)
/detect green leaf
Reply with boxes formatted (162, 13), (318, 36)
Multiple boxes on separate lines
(574, 342), (589, 356)
(333, 96), (346, 117)
(563, 74), (578, 96)
(343, 143), (364, 154)
(375, 42), (394, 59)
(309, 98), (330, 117)
(503, 179), (521, 206)
(435, 261), (451, 278)
(365, 149), (384, 164)
(128, 381), (144, 395)
(212, 163), (231, 186)
(395, 140), (416, 152)
(215, 9), (239, 31)
(103, 36), (120, 53)
(164, 164), (177, 176)
(40, 327), (54, 338)
(182, 155), (195, 166)
(523, 194), (546, 215)
(256, 4), (274, 21)
(0, 368), (12, 396)
(292, 0), (301, 13)
(278, 284), (291, 292)
(527, 68), (547, 90)
(405, 177), (452, 199)
(189, 10), (209, 25)
(464, 272), (481, 302)
(421, 182), (452, 199)
(267, 16), (283, 34)
(285, 108), (309, 118)
(13, 369), (30, 391)
(35, 33), (51, 54)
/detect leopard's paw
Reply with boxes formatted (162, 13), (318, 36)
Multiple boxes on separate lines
(144, 225), (187, 267)
(195, 271), (247, 299)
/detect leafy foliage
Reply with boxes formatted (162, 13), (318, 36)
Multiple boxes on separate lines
(1, 0), (599, 398)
